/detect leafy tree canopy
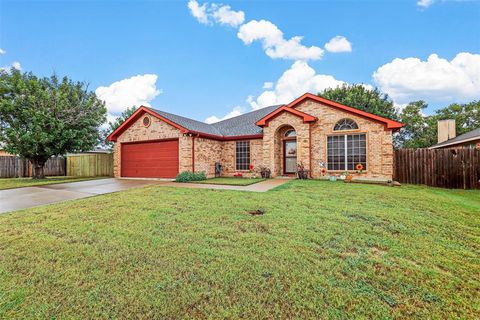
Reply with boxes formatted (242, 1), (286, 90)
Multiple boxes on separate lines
(434, 101), (480, 136)
(101, 106), (138, 149)
(0, 69), (106, 178)
(397, 100), (480, 149)
(319, 84), (479, 149)
(319, 84), (398, 120)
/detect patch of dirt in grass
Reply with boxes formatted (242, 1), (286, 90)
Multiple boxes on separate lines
(235, 220), (270, 234)
(369, 246), (388, 257)
(339, 247), (359, 259)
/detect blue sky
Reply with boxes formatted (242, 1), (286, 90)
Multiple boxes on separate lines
(1, 0), (479, 123)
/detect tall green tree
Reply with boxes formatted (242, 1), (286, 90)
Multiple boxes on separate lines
(434, 101), (480, 136)
(0, 69), (106, 178)
(319, 84), (399, 120)
(101, 106), (138, 149)
(395, 101), (437, 148)
(396, 100), (480, 149)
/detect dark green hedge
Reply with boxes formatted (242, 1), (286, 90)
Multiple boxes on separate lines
(175, 171), (207, 182)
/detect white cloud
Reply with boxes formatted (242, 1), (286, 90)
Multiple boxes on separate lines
(238, 20), (324, 61)
(249, 61), (345, 110)
(263, 82), (273, 89)
(417, 0), (435, 7)
(188, 1), (245, 27)
(417, 0), (468, 9)
(373, 52), (480, 104)
(95, 74), (161, 115)
(11, 62), (21, 70)
(212, 4), (245, 27)
(188, 0), (209, 24)
(205, 106), (244, 123)
(324, 36), (352, 53)
(0, 48), (5, 55)
(1, 61), (21, 72)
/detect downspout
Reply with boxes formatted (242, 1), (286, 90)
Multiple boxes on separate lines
(309, 123), (312, 178)
(192, 135), (196, 173)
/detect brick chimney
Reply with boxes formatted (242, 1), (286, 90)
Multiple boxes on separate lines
(437, 119), (456, 144)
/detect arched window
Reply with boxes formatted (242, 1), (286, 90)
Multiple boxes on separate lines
(334, 118), (358, 131)
(284, 129), (296, 137)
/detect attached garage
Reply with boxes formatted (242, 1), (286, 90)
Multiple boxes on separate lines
(121, 139), (179, 178)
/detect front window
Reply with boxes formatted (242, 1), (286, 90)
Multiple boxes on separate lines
(327, 134), (367, 171)
(235, 141), (250, 171)
(334, 118), (358, 131)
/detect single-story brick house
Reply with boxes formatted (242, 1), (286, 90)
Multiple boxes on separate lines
(107, 93), (403, 179)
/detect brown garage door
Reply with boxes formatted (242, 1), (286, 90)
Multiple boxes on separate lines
(121, 139), (179, 178)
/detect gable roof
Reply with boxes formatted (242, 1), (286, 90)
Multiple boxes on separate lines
(256, 106), (317, 127)
(107, 92), (404, 142)
(150, 108), (223, 136)
(284, 93), (404, 130)
(107, 104), (282, 141)
(211, 105), (280, 136)
(430, 128), (480, 149)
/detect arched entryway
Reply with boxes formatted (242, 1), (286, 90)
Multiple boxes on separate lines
(274, 125), (297, 176)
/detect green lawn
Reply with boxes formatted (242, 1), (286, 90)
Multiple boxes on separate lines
(195, 177), (266, 186)
(0, 181), (478, 319)
(0, 176), (107, 190)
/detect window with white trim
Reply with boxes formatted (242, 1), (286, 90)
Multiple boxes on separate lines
(334, 118), (358, 131)
(235, 141), (250, 171)
(327, 134), (367, 170)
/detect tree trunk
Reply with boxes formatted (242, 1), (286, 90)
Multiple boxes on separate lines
(31, 158), (47, 179)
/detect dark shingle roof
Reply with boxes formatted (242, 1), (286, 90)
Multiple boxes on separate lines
(431, 128), (480, 148)
(212, 105), (280, 136)
(149, 108), (223, 136)
(148, 105), (281, 137)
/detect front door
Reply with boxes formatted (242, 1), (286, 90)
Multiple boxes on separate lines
(283, 140), (297, 174)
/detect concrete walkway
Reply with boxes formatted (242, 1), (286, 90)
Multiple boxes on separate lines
(0, 178), (162, 214)
(160, 178), (289, 192)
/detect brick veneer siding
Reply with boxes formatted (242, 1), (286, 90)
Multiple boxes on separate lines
(113, 114), (226, 178)
(193, 137), (223, 177)
(262, 112), (310, 177)
(295, 100), (394, 179)
(113, 101), (395, 180)
(220, 139), (263, 177)
(113, 114), (192, 177)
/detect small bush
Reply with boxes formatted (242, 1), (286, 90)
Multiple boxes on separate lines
(175, 171), (207, 182)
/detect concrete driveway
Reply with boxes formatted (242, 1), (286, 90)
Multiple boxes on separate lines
(0, 178), (163, 214)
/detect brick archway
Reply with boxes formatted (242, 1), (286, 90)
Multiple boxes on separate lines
(274, 125), (297, 176)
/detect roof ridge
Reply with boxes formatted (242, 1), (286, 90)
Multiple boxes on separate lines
(147, 107), (210, 126)
(148, 107), (223, 136)
(210, 104), (283, 126)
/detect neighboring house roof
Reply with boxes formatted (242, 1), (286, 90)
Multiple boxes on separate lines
(430, 128), (480, 149)
(107, 92), (403, 142)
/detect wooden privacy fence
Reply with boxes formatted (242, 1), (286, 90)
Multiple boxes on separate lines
(394, 148), (480, 189)
(0, 156), (66, 178)
(66, 153), (113, 177)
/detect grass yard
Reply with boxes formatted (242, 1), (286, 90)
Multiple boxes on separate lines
(0, 181), (478, 319)
(0, 176), (106, 190)
(195, 177), (266, 186)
